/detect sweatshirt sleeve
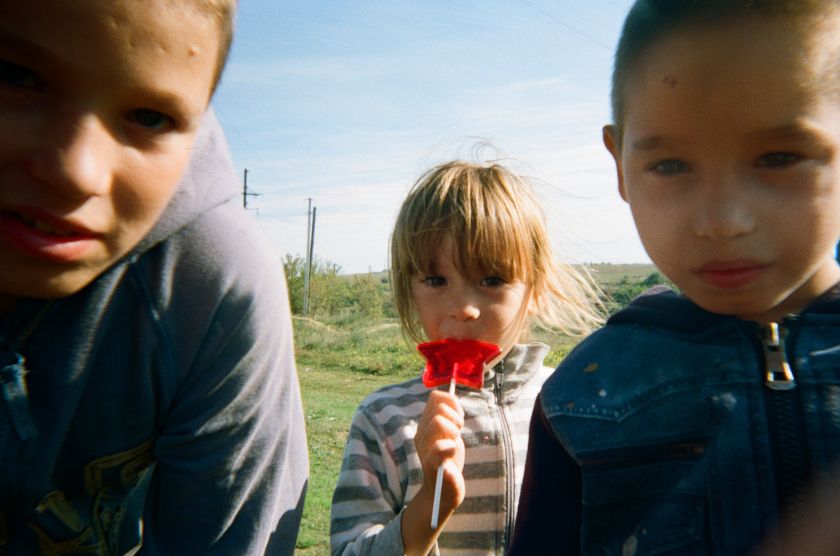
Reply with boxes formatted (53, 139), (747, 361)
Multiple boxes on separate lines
(508, 395), (581, 555)
(137, 216), (308, 554)
(330, 406), (409, 556)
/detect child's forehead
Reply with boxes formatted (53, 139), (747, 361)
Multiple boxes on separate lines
(2, 0), (220, 59)
(0, 0), (220, 112)
(621, 17), (829, 141)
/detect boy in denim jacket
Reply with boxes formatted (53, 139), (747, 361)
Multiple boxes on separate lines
(510, 1), (840, 554)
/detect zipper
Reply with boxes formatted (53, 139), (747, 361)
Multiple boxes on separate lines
(493, 364), (515, 554)
(762, 322), (795, 390)
(759, 321), (809, 516)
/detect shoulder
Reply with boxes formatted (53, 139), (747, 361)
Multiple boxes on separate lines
(539, 292), (743, 419)
(132, 200), (285, 320)
(124, 202), (292, 386)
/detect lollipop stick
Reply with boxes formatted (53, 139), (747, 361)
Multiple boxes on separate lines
(431, 377), (457, 529)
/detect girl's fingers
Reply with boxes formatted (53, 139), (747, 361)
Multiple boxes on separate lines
(427, 390), (464, 418)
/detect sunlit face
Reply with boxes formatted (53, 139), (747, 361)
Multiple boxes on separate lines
(0, 0), (220, 311)
(410, 235), (532, 353)
(604, 16), (840, 323)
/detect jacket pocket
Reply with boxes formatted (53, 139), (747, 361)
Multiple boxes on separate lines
(578, 442), (709, 556)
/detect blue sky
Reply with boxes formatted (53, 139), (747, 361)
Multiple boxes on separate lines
(212, 0), (646, 274)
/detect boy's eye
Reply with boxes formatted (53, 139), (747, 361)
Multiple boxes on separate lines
(127, 108), (174, 132)
(756, 151), (802, 168)
(648, 159), (689, 176)
(422, 276), (446, 287)
(480, 276), (506, 287)
(0, 60), (41, 90)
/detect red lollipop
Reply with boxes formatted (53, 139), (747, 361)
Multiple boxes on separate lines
(417, 338), (502, 390)
(416, 337), (501, 529)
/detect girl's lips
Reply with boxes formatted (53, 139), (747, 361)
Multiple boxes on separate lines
(695, 261), (767, 289)
(0, 210), (100, 262)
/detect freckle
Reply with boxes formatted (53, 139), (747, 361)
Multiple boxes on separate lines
(584, 362), (599, 373)
(662, 74), (678, 88)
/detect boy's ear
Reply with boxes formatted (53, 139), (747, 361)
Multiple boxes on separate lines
(602, 125), (628, 203)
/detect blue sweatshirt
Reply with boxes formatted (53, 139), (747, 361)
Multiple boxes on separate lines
(0, 110), (308, 555)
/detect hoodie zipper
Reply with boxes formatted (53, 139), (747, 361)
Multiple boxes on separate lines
(493, 365), (515, 553)
(760, 321), (809, 515)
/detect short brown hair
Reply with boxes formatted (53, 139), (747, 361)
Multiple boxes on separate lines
(610, 0), (840, 144)
(390, 160), (604, 343)
(192, 0), (237, 89)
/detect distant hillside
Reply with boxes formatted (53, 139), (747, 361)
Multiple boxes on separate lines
(344, 263), (659, 289)
(586, 263), (658, 287)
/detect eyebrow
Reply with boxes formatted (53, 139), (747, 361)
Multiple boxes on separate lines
(628, 136), (678, 151)
(0, 26), (51, 60)
(748, 122), (830, 143)
(629, 121), (833, 152)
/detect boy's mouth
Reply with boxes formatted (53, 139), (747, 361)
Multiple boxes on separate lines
(0, 209), (100, 263)
(15, 212), (80, 237)
(695, 260), (767, 289)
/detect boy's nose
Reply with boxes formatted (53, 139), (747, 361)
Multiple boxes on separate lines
(692, 180), (755, 240)
(25, 113), (112, 199)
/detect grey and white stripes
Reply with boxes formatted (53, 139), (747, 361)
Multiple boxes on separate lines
(330, 343), (552, 556)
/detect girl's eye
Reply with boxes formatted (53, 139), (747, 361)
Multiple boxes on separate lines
(0, 60), (41, 91)
(649, 159), (688, 176)
(422, 276), (446, 287)
(480, 276), (506, 287)
(756, 151), (802, 168)
(127, 108), (174, 132)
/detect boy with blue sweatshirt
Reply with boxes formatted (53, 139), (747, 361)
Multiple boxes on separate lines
(510, 1), (840, 554)
(0, 1), (307, 553)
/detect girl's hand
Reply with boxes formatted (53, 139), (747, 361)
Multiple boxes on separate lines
(414, 389), (466, 507)
(401, 389), (466, 555)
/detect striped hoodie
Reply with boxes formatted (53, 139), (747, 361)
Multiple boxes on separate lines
(330, 342), (553, 555)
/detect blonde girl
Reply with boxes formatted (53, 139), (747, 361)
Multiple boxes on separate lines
(330, 160), (603, 556)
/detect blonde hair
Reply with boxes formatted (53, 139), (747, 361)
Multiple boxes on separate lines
(390, 160), (605, 344)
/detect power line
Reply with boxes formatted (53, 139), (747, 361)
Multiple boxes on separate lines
(517, 0), (613, 51)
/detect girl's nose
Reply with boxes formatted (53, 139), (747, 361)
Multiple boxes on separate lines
(447, 295), (480, 321)
(25, 113), (112, 199)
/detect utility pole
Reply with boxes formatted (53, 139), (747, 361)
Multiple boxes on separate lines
(242, 169), (259, 209)
(302, 199), (316, 316)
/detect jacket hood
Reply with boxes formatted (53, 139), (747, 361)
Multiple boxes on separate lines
(131, 108), (239, 257)
(610, 283), (840, 333)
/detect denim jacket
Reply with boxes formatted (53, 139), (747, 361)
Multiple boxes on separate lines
(510, 284), (840, 556)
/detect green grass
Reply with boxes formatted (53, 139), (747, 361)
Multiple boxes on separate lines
(292, 315), (577, 554)
(293, 317), (418, 555)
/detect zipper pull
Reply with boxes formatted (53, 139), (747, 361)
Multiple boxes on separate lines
(762, 322), (795, 391)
